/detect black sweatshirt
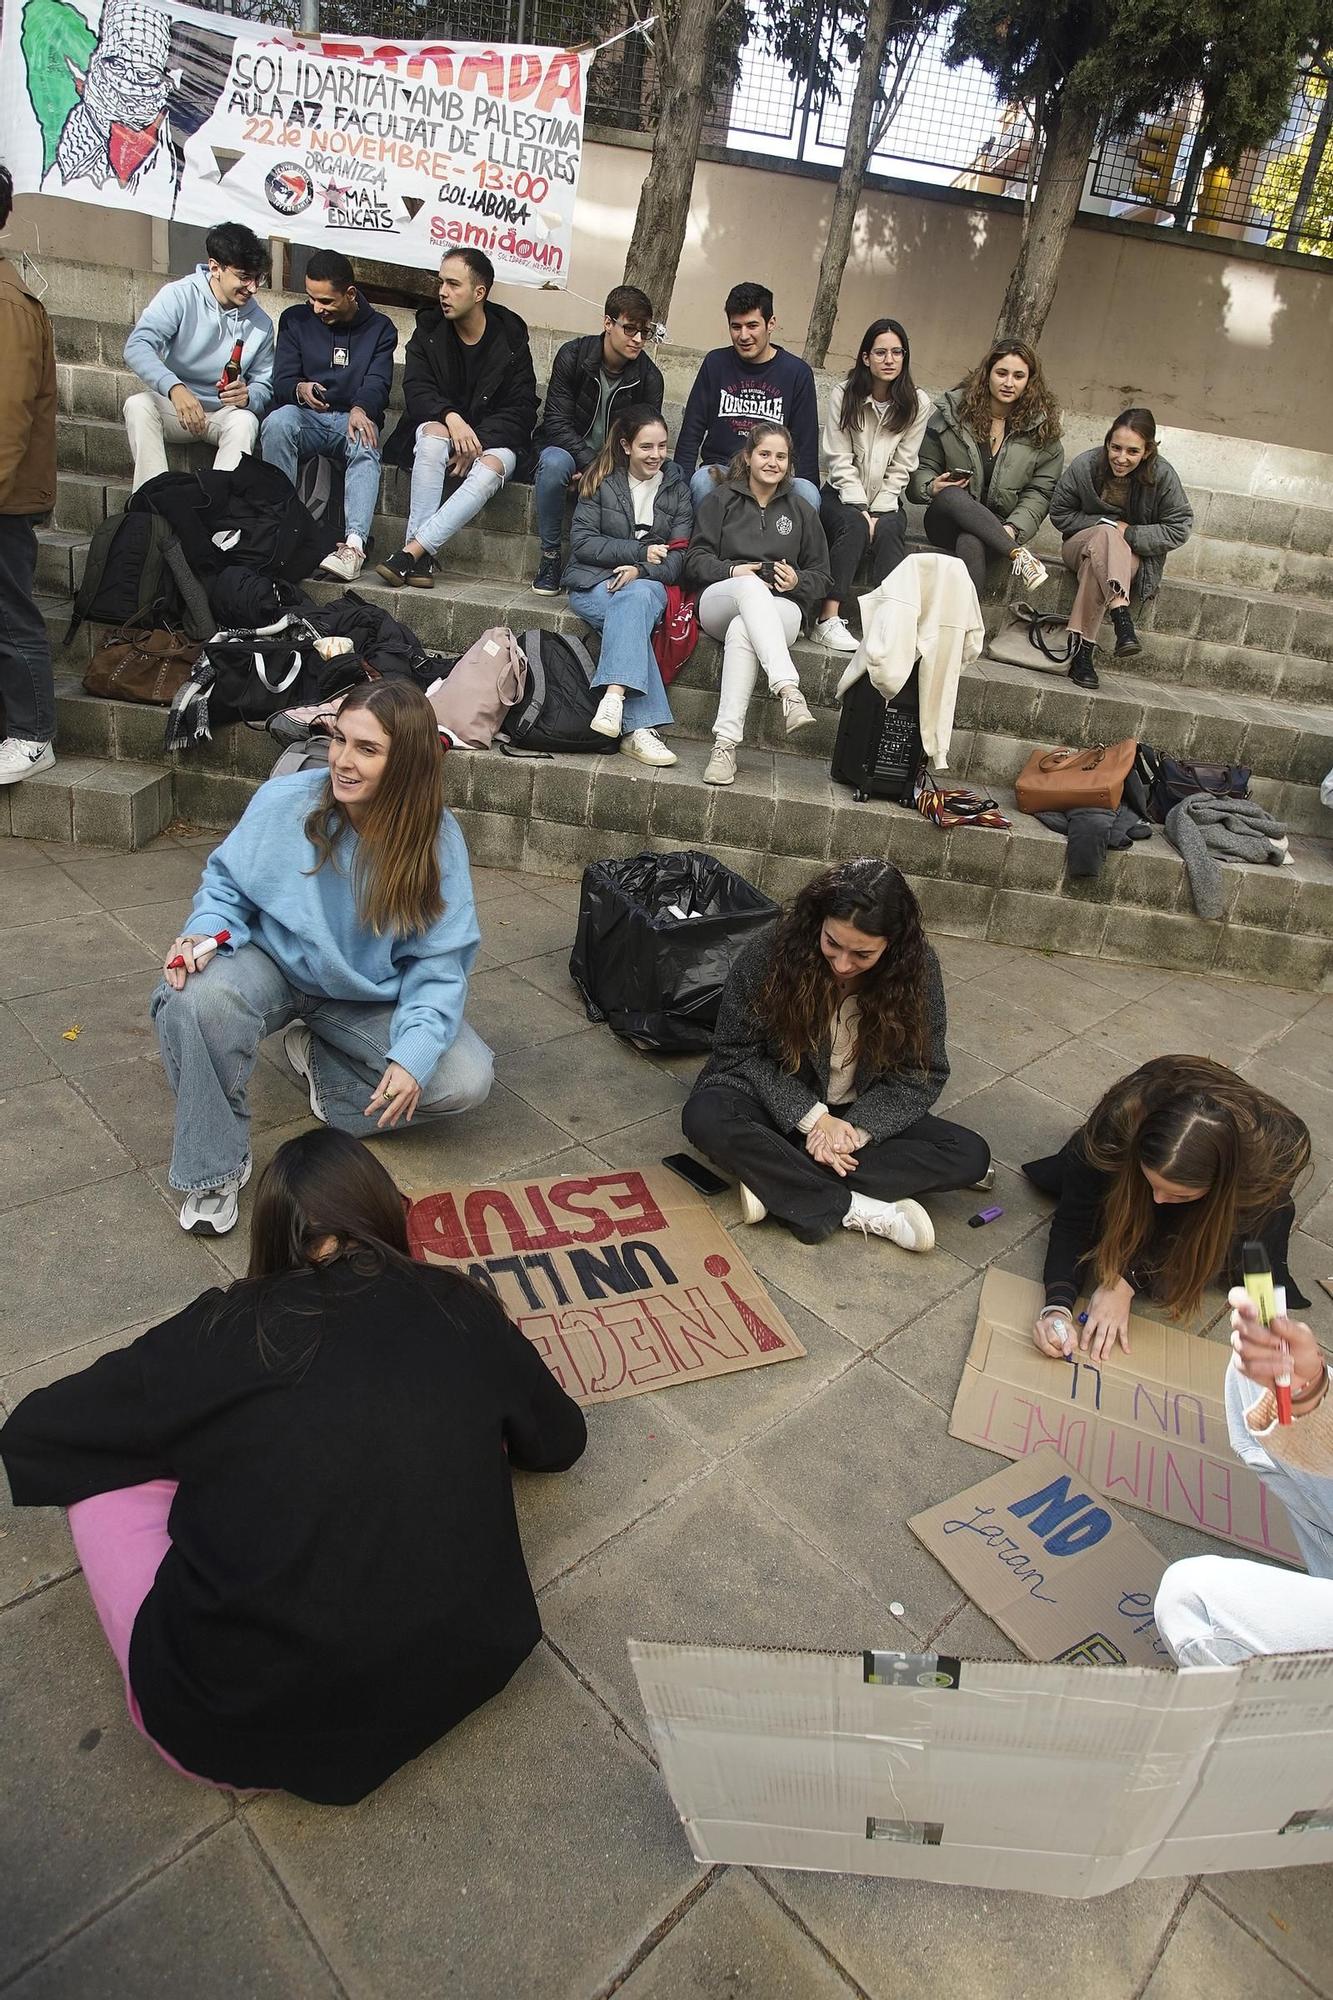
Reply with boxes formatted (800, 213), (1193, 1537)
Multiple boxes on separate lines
(0, 1260), (586, 1804)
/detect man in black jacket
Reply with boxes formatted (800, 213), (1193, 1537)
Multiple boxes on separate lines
(529, 284), (663, 595)
(377, 249), (537, 590)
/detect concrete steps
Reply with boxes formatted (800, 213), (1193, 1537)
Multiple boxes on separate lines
(3, 752), (172, 848)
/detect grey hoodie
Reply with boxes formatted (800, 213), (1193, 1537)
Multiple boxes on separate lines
(124, 265), (275, 415)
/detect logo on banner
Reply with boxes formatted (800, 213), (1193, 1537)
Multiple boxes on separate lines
(265, 161), (313, 215)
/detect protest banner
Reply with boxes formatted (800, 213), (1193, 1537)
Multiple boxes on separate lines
(2, 0), (591, 284)
(910, 1447), (1170, 1668)
(405, 1167), (804, 1406)
(629, 1638), (1333, 1896)
(948, 1269), (1303, 1565)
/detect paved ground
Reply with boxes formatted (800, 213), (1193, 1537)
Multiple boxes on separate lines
(3, 824), (1333, 2000)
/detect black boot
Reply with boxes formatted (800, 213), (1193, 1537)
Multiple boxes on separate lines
(1069, 638), (1099, 689)
(1110, 604), (1141, 656)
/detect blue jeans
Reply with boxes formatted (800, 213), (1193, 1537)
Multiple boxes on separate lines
(534, 444), (578, 552)
(407, 428), (517, 555)
(689, 466), (820, 513)
(150, 943), (494, 1191)
(260, 405), (383, 544)
(0, 515), (55, 741)
(567, 578), (673, 732)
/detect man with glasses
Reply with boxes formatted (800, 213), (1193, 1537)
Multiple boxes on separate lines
(123, 221), (275, 491)
(529, 285), (664, 594)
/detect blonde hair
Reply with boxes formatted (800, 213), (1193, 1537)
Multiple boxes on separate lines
(304, 681), (445, 936)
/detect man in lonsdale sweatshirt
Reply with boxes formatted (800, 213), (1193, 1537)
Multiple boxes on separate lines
(261, 249), (398, 581)
(122, 221), (274, 492)
(674, 282), (820, 513)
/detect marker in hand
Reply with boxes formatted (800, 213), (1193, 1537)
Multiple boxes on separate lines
(167, 929), (230, 971)
(1241, 1240), (1292, 1426)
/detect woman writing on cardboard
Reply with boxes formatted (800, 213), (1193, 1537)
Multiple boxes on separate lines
(1025, 1057), (1310, 1363)
(0, 1130), (587, 1803)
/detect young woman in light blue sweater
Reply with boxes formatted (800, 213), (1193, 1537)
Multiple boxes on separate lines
(151, 680), (492, 1236)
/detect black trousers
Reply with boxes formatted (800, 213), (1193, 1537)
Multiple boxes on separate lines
(921, 486), (1014, 595)
(818, 487), (909, 607)
(683, 1084), (991, 1243)
(0, 514), (55, 741)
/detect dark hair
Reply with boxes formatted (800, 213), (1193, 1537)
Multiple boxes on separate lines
(205, 221), (271, 283)
(442, 245), (495, 296)
(725, 282), (774, 322)
(955, 337), (1061, 450)
(755, 860), (934, 1079)
(605, 283), (653, 325)
(0, 165), (13, 234)
(582, 401), (669, 496)
(839, 317), (919, 438)
(305, 248), (356, 292)
(1096, 406), (1160, 501)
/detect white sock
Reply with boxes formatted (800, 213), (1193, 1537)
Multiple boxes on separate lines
(345, 534), (364, 552)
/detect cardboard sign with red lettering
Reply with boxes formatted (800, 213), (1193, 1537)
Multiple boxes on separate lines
(949, 1270), (1301, 1565)
(405, 1167), (804, 1406)
(910, 1448), (1170, 1667)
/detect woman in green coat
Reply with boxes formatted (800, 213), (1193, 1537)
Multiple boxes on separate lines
(907, 339), (1064, 596)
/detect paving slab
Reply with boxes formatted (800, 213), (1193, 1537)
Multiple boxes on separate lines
(9, 969), (161, 1075)
(0, 868), (101, 931)
(0, 1074), (130, 1211)
(1140, 1888), (1313, 1999)
(496, 1030), (690, 1144)
(0, 1002), (60, 1089)
(0, 910), (160, 1001)
(618, 1870), (856, 1998)
(1206, 1867), (1333, 1995)
(74, 1047), (308, 1171)
(740, 1217), (978, 1352)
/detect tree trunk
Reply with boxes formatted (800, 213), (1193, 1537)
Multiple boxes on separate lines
(804, 0), (897, 366)
(623, 0), (722, 324)
(993, 91), (1103, 344)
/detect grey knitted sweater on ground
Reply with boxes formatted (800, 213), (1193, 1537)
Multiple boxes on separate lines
(1165, 794), (1291, 919)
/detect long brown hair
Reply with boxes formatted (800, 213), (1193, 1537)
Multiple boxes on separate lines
(755, 860), (933, 1079)
(1096, 405), (1160, 505)
(581, 402), (668, 498)
(955, 338), (1062, 450)
(839, 317), (919, 436)
(1084, 1056), (1309, 1318)
(720, 419), (795, 492)
(304, 680), (445, 936)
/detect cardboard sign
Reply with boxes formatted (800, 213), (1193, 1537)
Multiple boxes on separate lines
(406, 1167), (804, 1406)
(629, 1639), (1333, 1897)
(910, 1448), (1169, 1668)
(949, 1270), (1302, 1566)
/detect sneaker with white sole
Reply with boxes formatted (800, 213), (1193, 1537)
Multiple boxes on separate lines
(178, 1156), (253, 1236)
(779, 685), (816, 734)
(621, 728), (676, 767)
(703, 739), (736, 785)
(1010, 545), (1049, 592)
(841, 1191), (935, 1252)
(320, 542), (366, 581)
(283, 1022), (328, 1122)
(590, 688), (624, 738)
(815, 615), (858, 654)
(738, 1183), (767, 1225)
(0, 737), (56, 786)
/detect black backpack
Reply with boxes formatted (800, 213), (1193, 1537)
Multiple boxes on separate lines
(831, 667), (925, 804)
(502, 629), (604, 754)
(1135, 744), (1251, 824)
(162, 616), (369, 750)
(64, 510), (213, 645)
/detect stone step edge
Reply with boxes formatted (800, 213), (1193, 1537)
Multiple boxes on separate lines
(4, 754), (172, 849)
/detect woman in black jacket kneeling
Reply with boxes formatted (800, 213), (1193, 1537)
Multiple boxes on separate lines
(0, 1129), (586, 1805)
(683, 860), (990, 1249)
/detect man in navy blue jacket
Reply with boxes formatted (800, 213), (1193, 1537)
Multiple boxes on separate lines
(261, 250), (397, 581)
(674, 282), (820, 513)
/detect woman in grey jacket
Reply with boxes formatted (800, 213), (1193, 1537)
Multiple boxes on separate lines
(565, 406), (694, 767)
(1048, 408), (1193, 689)
(682, 859), (990, 1247)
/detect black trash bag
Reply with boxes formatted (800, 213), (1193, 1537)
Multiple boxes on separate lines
(569, 849), (778, 1052)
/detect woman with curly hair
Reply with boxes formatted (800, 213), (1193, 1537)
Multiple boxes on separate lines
(907, 338), (1064, 595)
(1025, 1056), (1310, 1363)
(681, 859), (990, 1248)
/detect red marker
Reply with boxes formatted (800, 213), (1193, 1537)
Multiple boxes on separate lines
(167, 929), (230, 971)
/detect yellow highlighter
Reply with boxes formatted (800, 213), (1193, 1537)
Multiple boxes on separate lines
(1241, 1241), (1293, 1425)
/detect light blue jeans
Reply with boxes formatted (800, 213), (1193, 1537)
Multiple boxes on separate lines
(150, 944), (494, 1191)
(535, 444), (578, 552)
(567, 577), (673, 732)
(689, 465), (820, 513)
(408, 427), (517, 554)
(261, 405), (383, 544)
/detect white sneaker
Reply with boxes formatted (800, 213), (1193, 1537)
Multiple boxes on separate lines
(320, 542), (365, 581)
(815, 615), (858, 654)
(178, 1156), (253, 1236)
(590, 688), (624, 738)
(703, 739), (736, 786)
(1011, 545), (1049, 591)
(779, 685), (816, 735)
(0, 737), (56, 786)
(621, 727), (677, 767)
(738, 1183), (767, 1225)
(283, 1023), (328, 1122)
(841, 1192), (935, 1252)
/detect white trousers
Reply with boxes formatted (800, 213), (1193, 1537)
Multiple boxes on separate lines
(698, 576), (803, 746)
(124, 391), (258, 491)
(1154, 1554), (1333, 1666)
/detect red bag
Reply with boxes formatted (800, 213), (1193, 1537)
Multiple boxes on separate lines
(651, 539), (699, 685)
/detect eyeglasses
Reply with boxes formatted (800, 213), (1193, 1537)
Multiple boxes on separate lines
(611, 319), (652, 341)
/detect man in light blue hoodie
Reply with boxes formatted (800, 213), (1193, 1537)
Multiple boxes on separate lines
(123, 220), (275, 491)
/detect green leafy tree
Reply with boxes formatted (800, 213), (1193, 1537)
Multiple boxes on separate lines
(1253, 59), (1333, 252)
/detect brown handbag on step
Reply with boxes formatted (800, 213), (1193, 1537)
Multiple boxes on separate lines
(1015, 738), (1137, 814)
(83, 623), (202, 706)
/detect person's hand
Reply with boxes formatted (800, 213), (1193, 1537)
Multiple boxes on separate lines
(607, 564), (640, 593)
(169, 385), (207, 436)
(162, 935), (209, 993)
(929, 473), (968, 495)
(863, 512), (877, 538)
(1228, 1288), (1326, 1399)
(806, 1113), (861, 1176)
(219, 380), (250, 409)
(1113, 520), (1129, 539)
(1003, 522), (1019, 539)
(1079, 1279), (1134, 1362)
(729, 561), (762, 577)
(772, 560), (800, 593)
(1033, 1307), (1075, 1359)
(296, 380), (329, 409)
(348, 405), (378, 447)
(568, 467), (584, 490)
(446, 413), (483, 466)
(644, 542), (669, 565)
(365, 1062), (421, 1130)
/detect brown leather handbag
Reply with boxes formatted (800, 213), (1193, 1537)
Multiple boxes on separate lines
(1015, 739), (1137, 814)
(83, 624), (201, 706)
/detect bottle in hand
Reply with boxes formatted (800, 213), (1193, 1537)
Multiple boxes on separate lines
(217, 338), (245, 394)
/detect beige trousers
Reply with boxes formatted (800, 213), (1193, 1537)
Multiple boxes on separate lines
(123, 391), (258, 492)
(1062, 523), (1140, 642)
